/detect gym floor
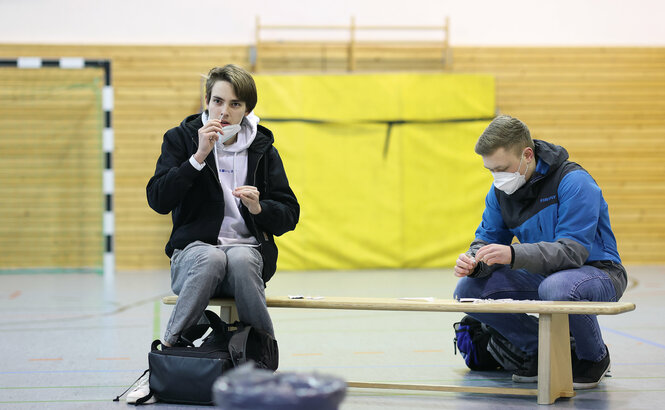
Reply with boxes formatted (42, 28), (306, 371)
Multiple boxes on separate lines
(1, 266), (663, 409)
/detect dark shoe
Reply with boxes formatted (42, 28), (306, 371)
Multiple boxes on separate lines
(573, 348), (610, 390)
(512, 349), (581, 383)
(512, 354), (538, 383)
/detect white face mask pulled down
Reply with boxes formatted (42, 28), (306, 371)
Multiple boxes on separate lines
(492, 154), (527, 195)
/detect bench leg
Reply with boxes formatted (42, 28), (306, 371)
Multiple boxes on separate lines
(219, 303), (239, 323)
(537, 313), (575, 404)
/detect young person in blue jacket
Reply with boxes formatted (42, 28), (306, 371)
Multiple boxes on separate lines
(128, 64), (299, 403)
(454, 115), (626, 389)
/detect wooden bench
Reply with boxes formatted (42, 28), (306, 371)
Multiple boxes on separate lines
(162, 295), (635, 405)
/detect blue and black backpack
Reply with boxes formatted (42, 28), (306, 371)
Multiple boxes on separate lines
(453, 315), (502, 370)
(453, 315), (538, 371)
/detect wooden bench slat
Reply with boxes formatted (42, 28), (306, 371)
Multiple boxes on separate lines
(162, 295), (635, 315)
(347, 381), (541, 396)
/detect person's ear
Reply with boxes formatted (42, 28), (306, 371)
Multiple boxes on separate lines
(524, 147), (535, 161)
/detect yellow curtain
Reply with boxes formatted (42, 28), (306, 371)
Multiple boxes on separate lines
(254, 73), (495, 270)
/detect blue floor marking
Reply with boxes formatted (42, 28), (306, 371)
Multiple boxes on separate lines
(0, 369), (145, 375)
(602, 326), (665, 349)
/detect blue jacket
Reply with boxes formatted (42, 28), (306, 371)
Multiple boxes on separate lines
(469, 140), (627, 297)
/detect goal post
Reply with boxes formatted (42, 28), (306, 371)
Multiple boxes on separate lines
(0, 57), (114, 281)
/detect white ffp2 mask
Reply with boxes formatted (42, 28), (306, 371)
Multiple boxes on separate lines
(492, 155), (527, 195)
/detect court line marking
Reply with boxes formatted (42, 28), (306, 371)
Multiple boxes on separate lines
(1, 369), (146, 375)
(0, 400), (110, 404)
(152, 299), (160, 341)
(28, 358), (62, 362)
(602, 326), (665, 349)
(0, 292), (171, 327)
(0, 385), (127, 390)
(0, 324), (146, 333)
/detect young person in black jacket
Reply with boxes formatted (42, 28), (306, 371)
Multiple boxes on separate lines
(129, 64), (299, 403)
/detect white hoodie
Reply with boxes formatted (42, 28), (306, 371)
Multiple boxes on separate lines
(202, 111), (261, 247)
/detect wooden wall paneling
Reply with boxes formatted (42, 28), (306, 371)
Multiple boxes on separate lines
(1, 44), (663, 268)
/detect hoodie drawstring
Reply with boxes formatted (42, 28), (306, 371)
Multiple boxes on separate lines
(233, 152), (237, 190)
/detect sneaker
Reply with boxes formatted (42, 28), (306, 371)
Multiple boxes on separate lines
(512, 347), (585, 384)
(126, 371), (156, 404)
(573, 348), (611, 390)
(512, 354), (538, 383)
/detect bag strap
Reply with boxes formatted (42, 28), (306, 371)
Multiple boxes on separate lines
(175, 310), (230, 346)
(228, 326), (252, 366)
(203, 309), (230, 334)
(178, 323), (210, 346)
(135, 391), (154, 405)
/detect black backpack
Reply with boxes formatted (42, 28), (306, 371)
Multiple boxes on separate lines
(453, 314), (534, 371)
(117, 310), (278, 405)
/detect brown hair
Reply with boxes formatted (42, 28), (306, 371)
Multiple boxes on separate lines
(475, 115), (534, 156)
(205, 64), (257, 112)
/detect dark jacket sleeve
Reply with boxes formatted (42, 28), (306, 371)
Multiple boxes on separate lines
(253, 146), (299, 236)
(146, 129), (201, 215)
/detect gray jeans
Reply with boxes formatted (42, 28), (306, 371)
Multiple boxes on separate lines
(164, 241), (273, 345)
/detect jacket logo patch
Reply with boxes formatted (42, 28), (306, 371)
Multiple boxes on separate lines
(540, 195), (557, 203)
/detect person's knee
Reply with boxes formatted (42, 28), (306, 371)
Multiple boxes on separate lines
(538, 275), (574, 301)
(226, 263), (263, 290)
(453, 277), (483, 299)
(225, 249), (262, 285)
(189, 248), (227, 284)
(227, 248), (261, 267)
(200, 248), (227, 270)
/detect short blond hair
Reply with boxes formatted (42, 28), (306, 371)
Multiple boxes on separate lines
(475, 115), (534, 156)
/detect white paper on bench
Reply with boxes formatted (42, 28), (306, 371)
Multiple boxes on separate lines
(288, 295), (325, 300)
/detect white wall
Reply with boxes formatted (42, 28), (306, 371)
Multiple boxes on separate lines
(1, 0), (664, 46)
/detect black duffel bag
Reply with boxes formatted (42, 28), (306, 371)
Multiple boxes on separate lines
(140, 310), (278, 405)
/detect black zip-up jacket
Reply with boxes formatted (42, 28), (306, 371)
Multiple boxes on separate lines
(146, 113), (299, 283)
